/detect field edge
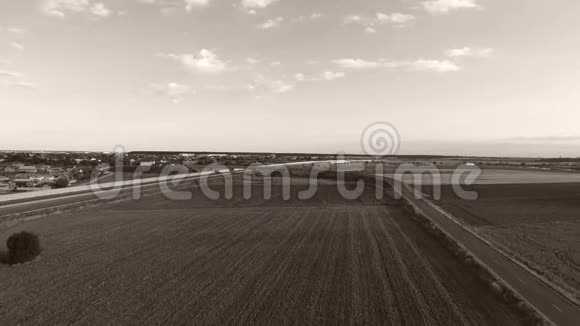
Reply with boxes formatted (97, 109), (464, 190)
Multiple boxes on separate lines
(399, 198), (550, 325)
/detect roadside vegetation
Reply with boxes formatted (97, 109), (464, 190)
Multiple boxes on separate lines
(434, 183), (580, 304)
(400, 202), (548, 325)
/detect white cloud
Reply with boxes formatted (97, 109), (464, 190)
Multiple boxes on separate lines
(333, 58), (460, 72)
(0, 70), (35, 88)
(333, 59), (379, 69)
(345, 12), (415, 32)
(0, 70), (22, 78)
(90, 3), (111, 17)
(152, 82), (194, 104)
(44, 0), (88, 17)
(43, 0), (114, 18)
(6, 81), (36, 89)
(376, 13), (415, 25)
(293, 13), (323, 23)
(409, 59), (460, 72)
(248, 75), (293, 94)
(322, 71), (345, 80)
(294, 73), (305, 81)
(422, 0), (481, 14)
(5, 26), (26, 34)
(445, 47), (493, 57)
(185, 0), (211, 11)
(160, 49), (227, 74)
(365, 26), (376, 33)
(294, 71), (346, 82)
(10, 42), (24, 51)
(241, 0), (279, 9)
(257, 17), (283, 29)
(246, 57), (260, 65)
(344, 15), (363, 24)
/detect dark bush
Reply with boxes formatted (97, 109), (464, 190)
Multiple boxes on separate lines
(54, 175), (70, 189)
(6, 232), (41, 264)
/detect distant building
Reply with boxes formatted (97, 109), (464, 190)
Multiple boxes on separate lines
(18, 166), (38, 173)
(140, 161), (155, 166)
(4, 166), (18, 174)
(95, 163), (111, 173)
(182, 161), (199, 169)
(48, 167), (66, 174)
(37, 165), (51, 172)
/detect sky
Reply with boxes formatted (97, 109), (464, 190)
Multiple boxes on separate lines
(1, 0), (579, 157)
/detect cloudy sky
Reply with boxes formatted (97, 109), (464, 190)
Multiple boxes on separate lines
(1, 0), (579, 157)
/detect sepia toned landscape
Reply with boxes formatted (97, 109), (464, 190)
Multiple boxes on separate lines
(3, 0), (580, 325)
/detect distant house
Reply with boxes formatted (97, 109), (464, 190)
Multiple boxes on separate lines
(140, 161), (156, 167)
(182, 161), (199, 169)
(18, 166), (38, 174)
(95, 163), (111, 173)
(37, 165), (51, 172)
(48, 167), (66, 174)
(4, 166), (18, 174)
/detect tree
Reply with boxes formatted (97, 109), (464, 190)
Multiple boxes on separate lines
(54, 175), (70, 188)
(6, 232), (41, 264)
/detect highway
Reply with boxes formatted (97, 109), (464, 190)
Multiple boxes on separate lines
(0, 161), (331, 224)
(0, 171), (221, 227)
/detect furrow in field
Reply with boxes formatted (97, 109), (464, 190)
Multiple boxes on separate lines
(215, 208), (320, 324)
(163, 207), (308, 324)
(360, 208), (423, 324)
(364, 208), (433, 325)
(131, 208), (292, 324)
(29, 210), (231, 323)
(348, 206), (402, 324)
(72, 210), (257, 324)
(376, 206), (471, 325)
(296, 208), (347, 325)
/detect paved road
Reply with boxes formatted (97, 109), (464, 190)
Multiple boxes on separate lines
(0, 161), (332, 223)
(396, 182), (580, 326)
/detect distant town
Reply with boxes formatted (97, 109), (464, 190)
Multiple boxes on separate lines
(1, 150), (580, 194)
(0, 150), (349, 194)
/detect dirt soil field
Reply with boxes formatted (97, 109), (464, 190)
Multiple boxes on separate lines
(0, 177), (527, 325)
(431, 183), (580, 301)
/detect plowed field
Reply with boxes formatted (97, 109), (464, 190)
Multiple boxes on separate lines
(0, 177), (525, 325)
